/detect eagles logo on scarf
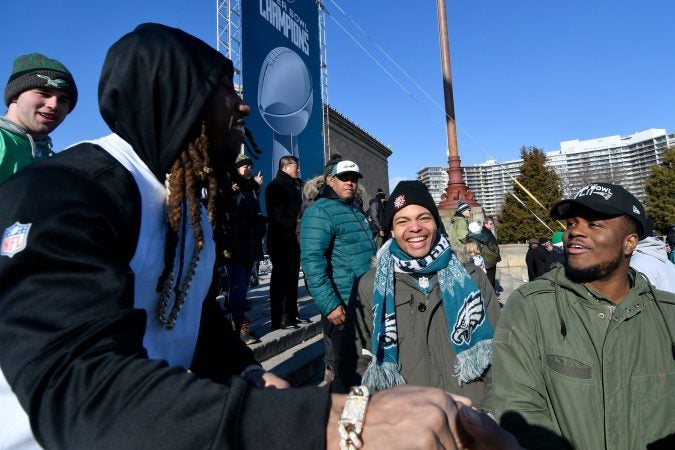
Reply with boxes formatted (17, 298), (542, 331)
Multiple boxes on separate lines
(452, 290), (486, 345)
(382, 313), (398, 348)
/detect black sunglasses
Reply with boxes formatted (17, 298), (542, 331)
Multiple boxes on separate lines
(335, 173), (360, 182)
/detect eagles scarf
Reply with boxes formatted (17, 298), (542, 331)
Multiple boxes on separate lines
(362, 233), (493, 390)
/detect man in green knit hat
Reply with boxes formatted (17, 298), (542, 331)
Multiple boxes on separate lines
(0, 53), (78, 184)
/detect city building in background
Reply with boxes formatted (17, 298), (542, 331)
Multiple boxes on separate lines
(416, 166), (449, 204)
(462, 158), (522, 217)
(547, 128), (674, 199)
(418, 128), (674, 217)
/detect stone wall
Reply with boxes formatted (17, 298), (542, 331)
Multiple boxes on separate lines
(496, 243), (529, 283)
(326, 106), (392, 201)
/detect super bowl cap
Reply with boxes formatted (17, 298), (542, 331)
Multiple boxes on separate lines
(550, 183), (645, 237)
(330, 160), (363, 178)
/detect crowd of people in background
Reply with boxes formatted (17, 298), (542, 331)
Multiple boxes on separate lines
(0, 22), (674, 450)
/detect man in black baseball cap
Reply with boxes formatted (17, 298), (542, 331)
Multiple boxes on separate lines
(491, 181), (675, 449)
(550, 182), (646, 238)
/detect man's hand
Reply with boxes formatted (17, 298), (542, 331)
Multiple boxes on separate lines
(326, 387), (521, 450)
(327, 305), (346, 327)
(254, 171), (263, 186)
(327, 386), (466, 450)
(243, 369), (290, 389)
(457, 405), (522, 450)
(261, 371), (290, 389)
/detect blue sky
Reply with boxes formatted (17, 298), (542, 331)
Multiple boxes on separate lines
(3, 0), (674, 187)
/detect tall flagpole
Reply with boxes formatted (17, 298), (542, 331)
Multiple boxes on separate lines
(435, 0), (478, 210)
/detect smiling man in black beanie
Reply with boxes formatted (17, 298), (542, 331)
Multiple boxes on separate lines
(348, 180), (500, 414)
(0, 53), (78, 183)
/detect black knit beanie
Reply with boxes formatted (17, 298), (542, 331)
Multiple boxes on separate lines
(4, 53), (78, 111)
(386, 180), (443, 231)
(375, 188), (386, 200)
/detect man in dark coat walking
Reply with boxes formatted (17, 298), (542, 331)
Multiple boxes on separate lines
(481, 216), (501, 288)
(368, 188), (387, 247)
(533, 236), (551, 278)
(525, 239), (539, 281)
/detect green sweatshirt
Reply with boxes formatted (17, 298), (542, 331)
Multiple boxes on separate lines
(0, 123), (53, 184)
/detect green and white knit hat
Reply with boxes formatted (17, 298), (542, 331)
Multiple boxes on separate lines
(4, 53), (78, 111)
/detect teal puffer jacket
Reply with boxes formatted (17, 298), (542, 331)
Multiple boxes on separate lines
(300, 195), (376, 316)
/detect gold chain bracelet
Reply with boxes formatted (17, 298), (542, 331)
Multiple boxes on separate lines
(338, 386), (370, 450)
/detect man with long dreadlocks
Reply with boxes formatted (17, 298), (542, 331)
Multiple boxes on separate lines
(0, 22), (290, 449)
(0, 23), (523, 450)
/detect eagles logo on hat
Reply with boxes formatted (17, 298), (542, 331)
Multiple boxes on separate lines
(550, 183), (646, 238)
(4, 53), (78, 111)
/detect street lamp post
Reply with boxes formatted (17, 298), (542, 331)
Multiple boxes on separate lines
(435, 0), (478, 211)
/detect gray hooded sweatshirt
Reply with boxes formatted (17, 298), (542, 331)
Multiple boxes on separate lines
(630, 236), (675, 293)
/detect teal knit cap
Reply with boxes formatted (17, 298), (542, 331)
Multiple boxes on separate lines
(4, 53), (78, 111)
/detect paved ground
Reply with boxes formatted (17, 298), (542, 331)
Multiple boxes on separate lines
(232, 267), (325, 386)
(246, 271), (318, 338)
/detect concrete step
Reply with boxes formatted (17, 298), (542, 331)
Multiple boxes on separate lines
(262, 334), (325, 387)
(234, 271), (324, 364)
(250, 319), (323, 363)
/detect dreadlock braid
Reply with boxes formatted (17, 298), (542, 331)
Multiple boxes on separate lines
(181, 146), (203, 251)
(187, 125), (219, 227)
(156, 159), (183, 292)
(156, 123), (221, 329)
(201, 134), (219, 226)
(166, 159), (185, 231)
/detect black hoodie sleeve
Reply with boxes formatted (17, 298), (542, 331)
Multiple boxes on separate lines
(0, 151), (330, 449)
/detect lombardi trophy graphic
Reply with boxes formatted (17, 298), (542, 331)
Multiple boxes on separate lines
(258, 47), (313, 175)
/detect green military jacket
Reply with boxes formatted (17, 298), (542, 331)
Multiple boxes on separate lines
(448, 215), (468, 251)
(492, 265), (675, 450)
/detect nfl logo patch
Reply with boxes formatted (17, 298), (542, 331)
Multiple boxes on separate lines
(1, 222), (32, 258)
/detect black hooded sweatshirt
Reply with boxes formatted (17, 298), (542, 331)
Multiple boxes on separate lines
(0, 23), (328, 449)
